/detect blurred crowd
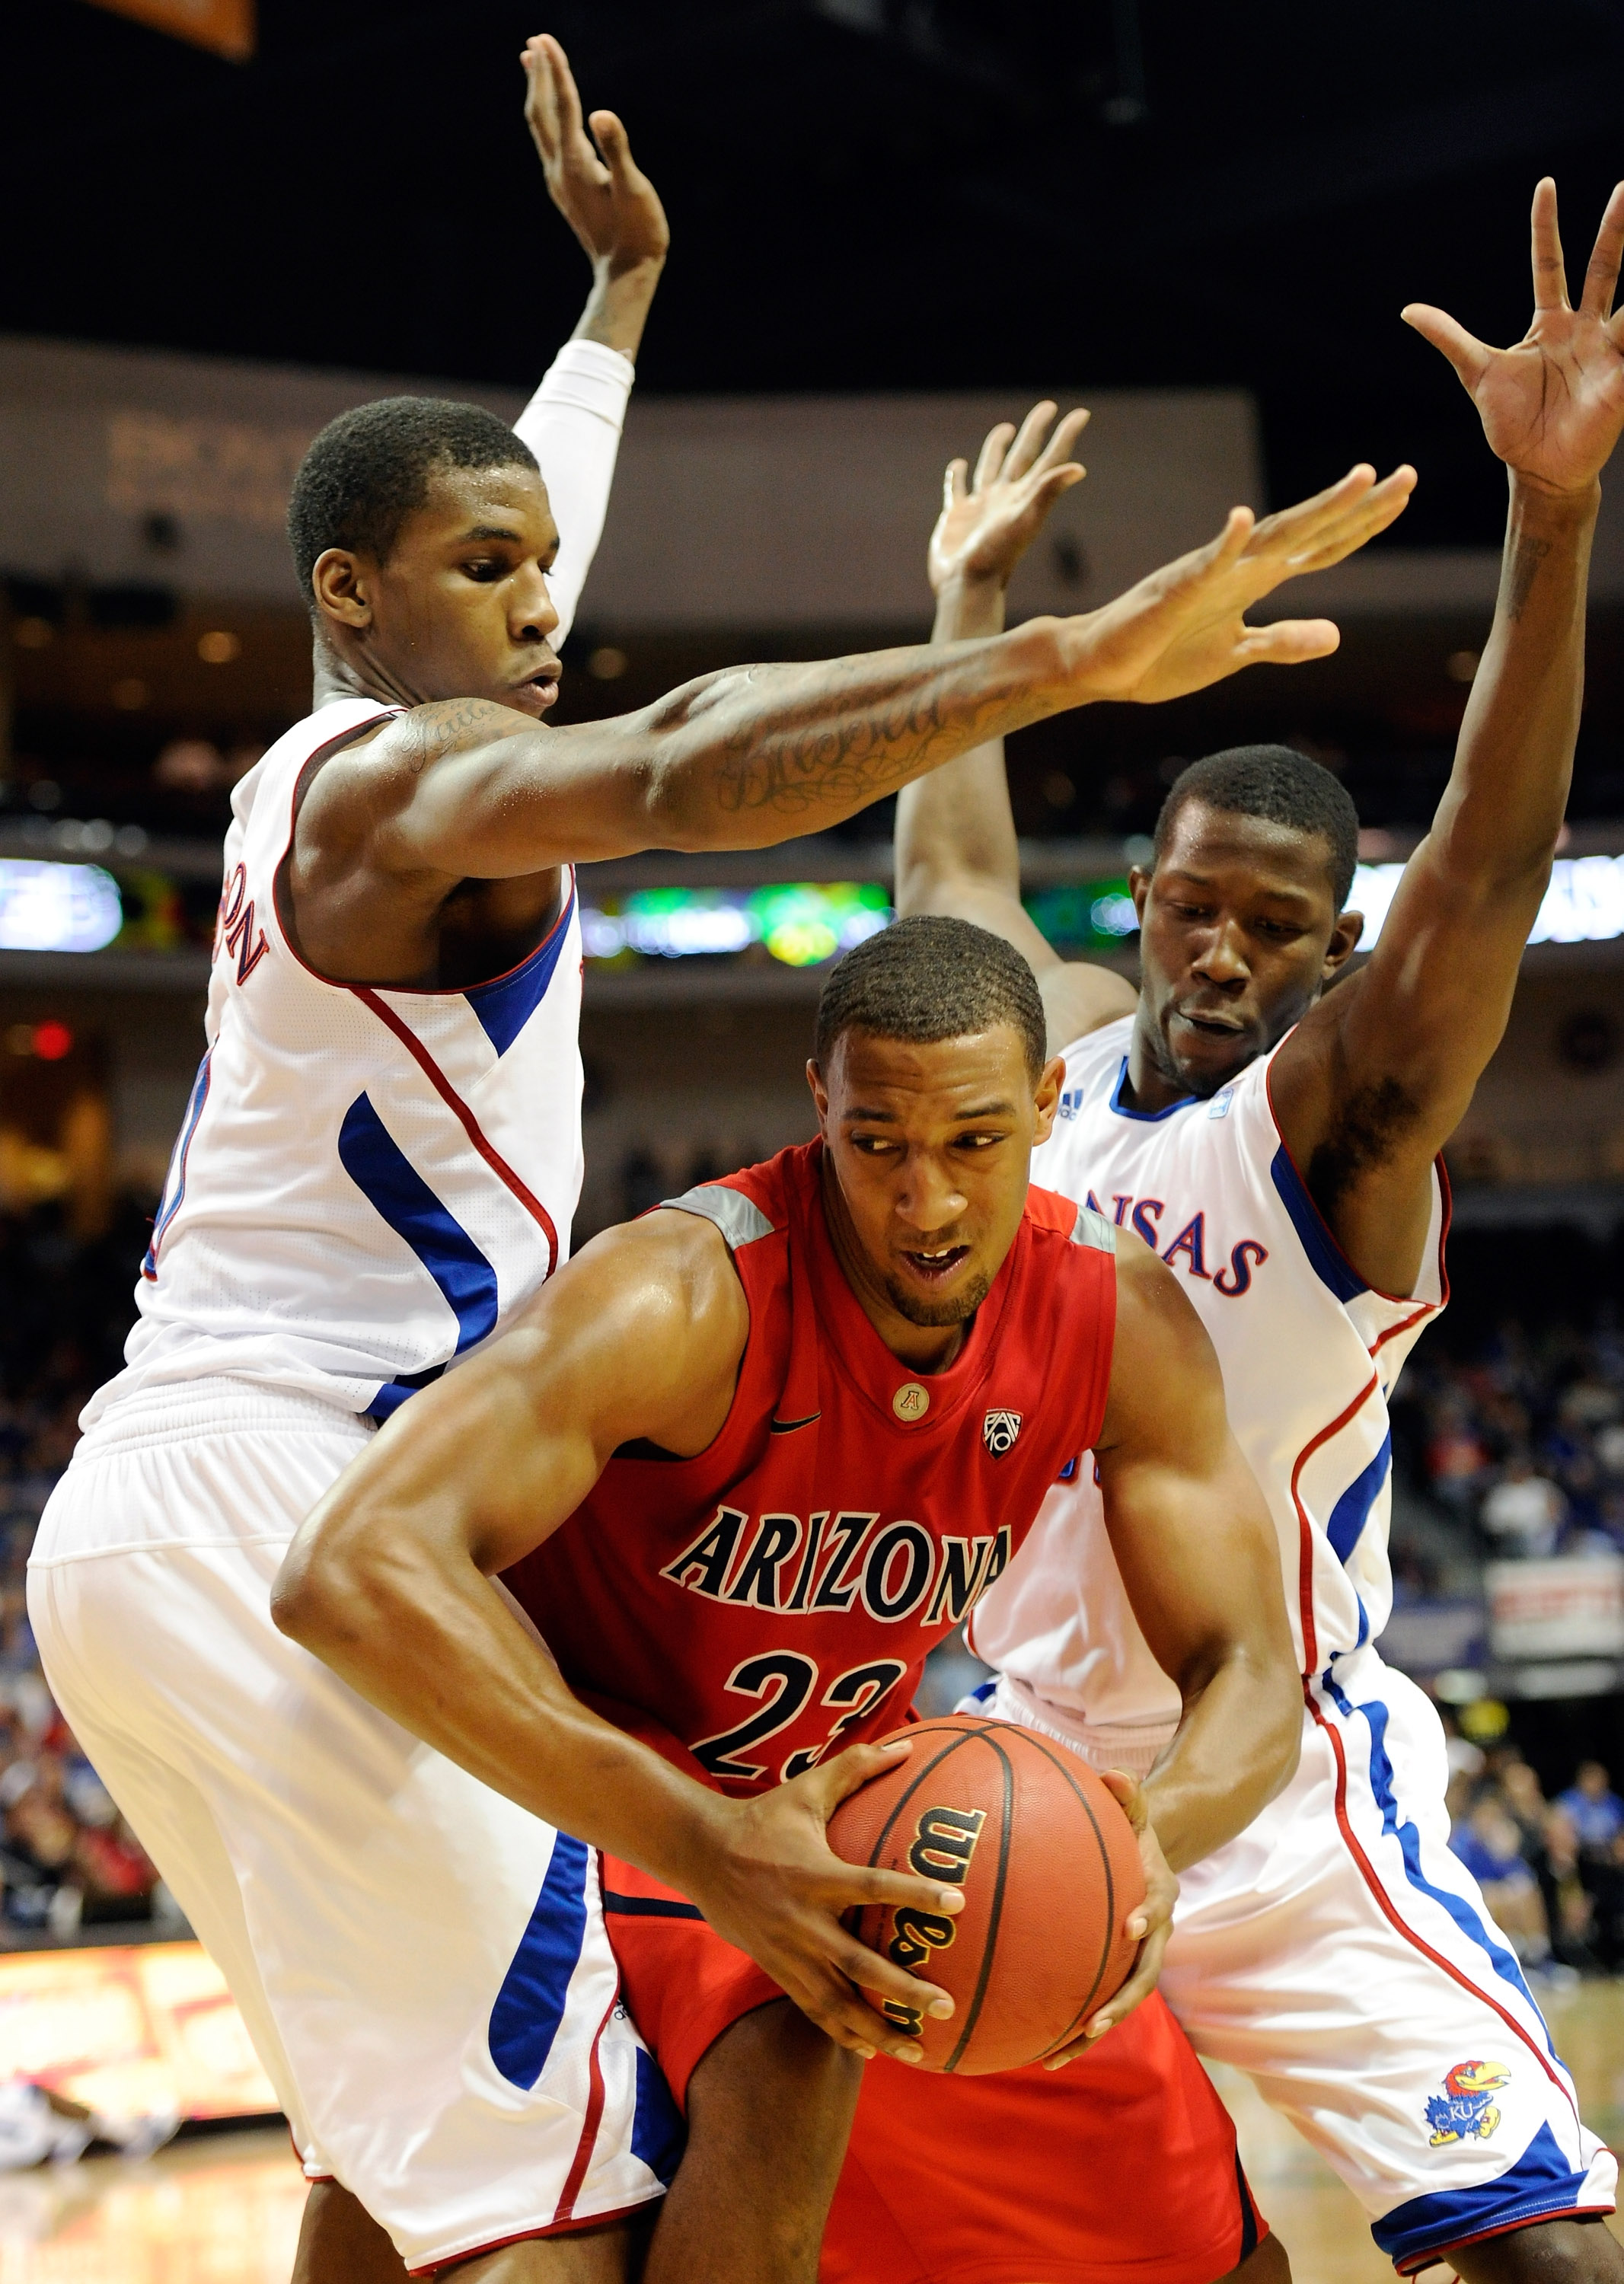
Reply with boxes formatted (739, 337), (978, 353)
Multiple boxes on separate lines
(0, 1196), (173, 1943)
(1396, 1315), (1624, 1561)
(1446, 1721), (1624, 1978)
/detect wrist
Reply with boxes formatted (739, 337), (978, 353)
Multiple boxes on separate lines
(573, 256), (667, 361)
(930, 569), (1009, 645)
(1506, 467), (1603, 520)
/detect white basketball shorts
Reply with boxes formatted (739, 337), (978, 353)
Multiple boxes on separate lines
(990, 1650), (1616, 2274)
(27, 1377), (680, 2276)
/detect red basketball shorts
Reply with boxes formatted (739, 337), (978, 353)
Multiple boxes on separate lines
(601, 1853), (1267, 2284)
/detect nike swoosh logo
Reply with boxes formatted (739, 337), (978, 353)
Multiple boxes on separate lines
(769, 1412), (822, 1434)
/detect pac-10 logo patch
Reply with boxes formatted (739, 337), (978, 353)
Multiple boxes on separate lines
(983, 1409), (1023, 1456)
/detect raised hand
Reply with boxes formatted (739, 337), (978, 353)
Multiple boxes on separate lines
(1404, 178), (1624, 496)
(522, 31), (669, 279)
(1055, 461), (1416, 706)
(929, 401), (1090, 597)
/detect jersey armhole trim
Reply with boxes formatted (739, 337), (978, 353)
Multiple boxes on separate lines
(658, 1185), (777, 1252)
(1263, 1053), (1450, 1309)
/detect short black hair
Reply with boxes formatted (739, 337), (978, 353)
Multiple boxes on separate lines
(815, 914), (1048, 1080)
(286, 396), (538, 599)
(1153, 744), (1360, 911)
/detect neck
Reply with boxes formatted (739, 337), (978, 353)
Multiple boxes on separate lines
(310, 631), (422, 713)
(818, 1153), (966, 1375)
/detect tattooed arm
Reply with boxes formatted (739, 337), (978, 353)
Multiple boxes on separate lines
(1271, 177), (1624, 1294)
(298, 461), (1415, 911)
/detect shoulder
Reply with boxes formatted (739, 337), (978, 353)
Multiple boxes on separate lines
(1025, 1183), (1118, 1256)
(1053, 1010), (1134, 1082)
(659, 1145), (807, 1254)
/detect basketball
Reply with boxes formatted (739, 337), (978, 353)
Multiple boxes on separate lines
(827, 1715), (1146, 2075)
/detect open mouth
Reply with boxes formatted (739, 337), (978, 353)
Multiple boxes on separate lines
(1171, 1008), (1245, 1040)
(899, 1242), (972, 1286)
(510, 665), (561, 716)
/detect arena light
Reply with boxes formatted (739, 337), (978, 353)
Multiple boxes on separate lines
(582, 883), (891, 967)
(0, 860), (123, 954)
(1353, 855), (1624, 951)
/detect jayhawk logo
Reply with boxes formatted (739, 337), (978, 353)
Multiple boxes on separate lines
(1426, 2060), (1511, 2145)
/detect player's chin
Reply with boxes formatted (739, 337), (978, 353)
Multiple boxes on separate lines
(883, 1264), (993, 1329)
(1163, 1016), (1259, 1097)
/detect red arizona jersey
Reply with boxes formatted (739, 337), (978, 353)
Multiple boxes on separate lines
(505, 1139), (1117, 1797)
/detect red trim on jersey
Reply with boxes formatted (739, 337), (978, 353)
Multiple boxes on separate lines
(351, 987), (560, 1274)
(270, 705), (573, 1000)
(405, 2199), (656, 2276)
(1291, 1371), (1379, 1676)
(1307, 1691), (1578, 2109)
(1393, 2204), (1615, 2276)
(553, 1989), (618, 2222)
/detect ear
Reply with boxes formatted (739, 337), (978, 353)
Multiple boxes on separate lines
(311, 547), (375, 634)
(1032, 1053), (1066, 1147)
(805, 1057), (831, 1134)
(1128, 864), (1151, 922)
(1322, 908), (1364, 981)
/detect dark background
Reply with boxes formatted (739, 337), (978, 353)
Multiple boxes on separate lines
(8, 0), (1624, 546)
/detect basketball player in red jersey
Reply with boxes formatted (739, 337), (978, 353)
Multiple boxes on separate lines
(276, 914), (1302, 2284)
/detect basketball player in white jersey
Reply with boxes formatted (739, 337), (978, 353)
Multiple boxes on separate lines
(26, 30), (1418, 2279)
(898, 179), (1624, 2283)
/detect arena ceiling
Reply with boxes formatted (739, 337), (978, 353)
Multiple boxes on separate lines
(6, 0), (1624, 553)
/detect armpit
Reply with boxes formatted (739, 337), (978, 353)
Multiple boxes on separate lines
(1304, 1073), (1423, 1217)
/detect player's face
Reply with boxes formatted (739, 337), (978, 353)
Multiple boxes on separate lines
(315, 464), (565, 719)
(808, 1026), (1065, 1361)
(1131, 802), (1364, 1098)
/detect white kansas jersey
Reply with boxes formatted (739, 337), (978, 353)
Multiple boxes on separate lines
(971, 1014), (1447, 1735)
(90, 697), (584, 1424)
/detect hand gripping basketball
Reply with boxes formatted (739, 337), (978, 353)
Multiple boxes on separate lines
(683, 1738), (968, 2067)
(827, 1720), (1171, 2074)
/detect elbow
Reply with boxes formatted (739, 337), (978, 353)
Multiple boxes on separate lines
(270, 1531), (350, 1659)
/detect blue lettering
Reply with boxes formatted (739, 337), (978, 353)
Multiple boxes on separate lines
(1130, 1198), (1165, 1247)
(1162, 1212), (1210, 1278)
(1213, 1239), (1269, 1297)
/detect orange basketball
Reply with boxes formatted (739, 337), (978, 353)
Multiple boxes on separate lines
(826, 1715), (1145, 2074)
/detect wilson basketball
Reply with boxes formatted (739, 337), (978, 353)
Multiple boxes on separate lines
(827, 1715), (1145, 2074)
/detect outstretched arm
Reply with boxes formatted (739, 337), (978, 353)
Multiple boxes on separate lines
(510, 33), (670, 646)
(272, 1212), (965, 2067)
(1039, 1233), (1300, 2062)
(1271, 177), (1624, 1295)
(317, 458), (1418, 892)
(895, 402), (1137, 1052)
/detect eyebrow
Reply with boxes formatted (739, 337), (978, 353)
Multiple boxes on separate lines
(844, 1099), (1019, 1123)
(460, 525), (524, 544)
(1161, 866), (1319, 908)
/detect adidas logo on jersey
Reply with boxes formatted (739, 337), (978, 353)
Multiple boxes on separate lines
(983, 1409), (1022, 1456)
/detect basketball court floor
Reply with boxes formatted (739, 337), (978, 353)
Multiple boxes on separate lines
(2, 1983), (1620, 2283)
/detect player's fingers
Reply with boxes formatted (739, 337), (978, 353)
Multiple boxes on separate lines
(1402, 302), (1495, 396)
(1531, 174), (1570, 311)
(943, 458), (969, 515)
(1035, 464), (1087, 508)
(1097, 1768), (1147, 1830)
(972, 421), (1017, 496)
(1255, 465), (1415, 576)
(828, 1928), (954, 2020)
(1232, 617), (1342, 667)
(589, 108), (640, 189)
(1581, 179), (1624, 321)
(806, 1735), (915, 1815)
(833, 1861), (967, 1919)
(1246, 464), (1378, 555)
(1032, 404), (1090, 476)
(1003, 400), (1059, 483)
(544, 31), (589, 147)
(522, 36), (562, 154)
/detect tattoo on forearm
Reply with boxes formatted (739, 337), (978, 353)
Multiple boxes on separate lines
(1505, 533), (1552, 621)
(708, 659), (1016, 816)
